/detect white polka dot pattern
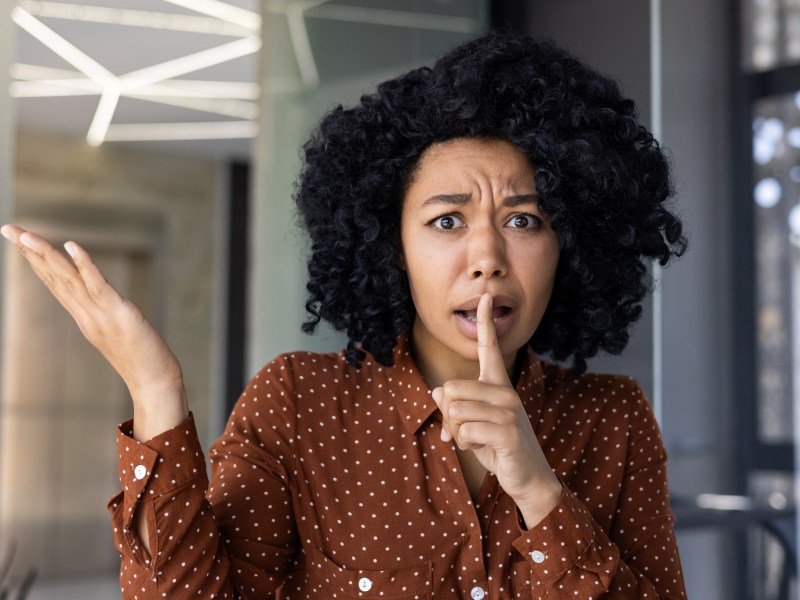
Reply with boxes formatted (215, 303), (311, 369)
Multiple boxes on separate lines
(108, 338), (686, 598)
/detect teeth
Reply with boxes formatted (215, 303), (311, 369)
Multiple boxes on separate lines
(458, 311), (505, 322)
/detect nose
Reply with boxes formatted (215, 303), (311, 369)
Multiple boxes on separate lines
(467, 224), (508, 280)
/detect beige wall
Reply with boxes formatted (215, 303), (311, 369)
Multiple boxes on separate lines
(2, 128), (222, 578)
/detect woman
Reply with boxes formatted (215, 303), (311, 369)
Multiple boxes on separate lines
(1, 31), (687, 598)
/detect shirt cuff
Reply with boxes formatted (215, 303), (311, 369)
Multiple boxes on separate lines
(116, 413), (207, 529)
(511, 483), (597, 583)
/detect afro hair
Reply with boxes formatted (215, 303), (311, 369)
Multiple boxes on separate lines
(295, 30), (687, 373)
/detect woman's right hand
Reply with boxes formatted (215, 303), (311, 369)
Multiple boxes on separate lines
(1, 224), (189, 441)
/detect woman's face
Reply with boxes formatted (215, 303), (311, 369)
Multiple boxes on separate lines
(400, 137), (560, 378)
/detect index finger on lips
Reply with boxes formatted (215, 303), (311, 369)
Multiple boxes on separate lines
(477, 293), (511, 386)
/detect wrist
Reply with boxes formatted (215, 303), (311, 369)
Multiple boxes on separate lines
(131, 378), (189, 442)
(515, 475), (563, 530)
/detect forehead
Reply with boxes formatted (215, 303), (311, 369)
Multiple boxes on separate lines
(409, 137), (535, 191)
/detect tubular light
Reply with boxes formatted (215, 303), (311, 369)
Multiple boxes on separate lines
(11, 7), (115, 85)
(104, 121), (258, 141)
(120, 36), (261, 91)
(161, 0), (260, 31)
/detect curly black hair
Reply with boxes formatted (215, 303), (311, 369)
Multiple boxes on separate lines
(295, 30), (687, 373)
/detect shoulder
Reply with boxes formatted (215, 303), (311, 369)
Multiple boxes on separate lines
(535, 359), (653, 428)
(247, 348), (372, 397)
(539, 359), (645, 400)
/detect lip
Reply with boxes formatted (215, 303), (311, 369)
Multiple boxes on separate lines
(452, 294), (517, 340)
(454, 294), (516, 313)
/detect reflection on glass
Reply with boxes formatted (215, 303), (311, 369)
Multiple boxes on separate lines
(744, 0), (800, 71)
(753, 94), (799, 444)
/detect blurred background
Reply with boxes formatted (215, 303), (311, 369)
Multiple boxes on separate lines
(0, 0), (794, 598)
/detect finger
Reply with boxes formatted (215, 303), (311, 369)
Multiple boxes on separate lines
(432, 387), (453, 442)
(477, 292), (510, 386)
(441, 380), (519, 408)
(456, 421), (516, 452)
(4, 226), (95, 320)
(445, 399), (515, 449)
(64, 240), (123, 306)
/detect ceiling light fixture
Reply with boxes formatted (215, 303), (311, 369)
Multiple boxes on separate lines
(304, 4), (480, 33)
(18, 0), (252, 37)
(286, 6), (319, 88)
(161, 0), (260, 31)
(14, 6), (261, 146)
(10, 80), (97, 97)
(87, 84), (121, 146)
(104, 120), (258, 142)
(12, 64), (260, 100)
(118, 36), (261, 92)
(12, 7), (115, 86)
(127, 93), (258, 120)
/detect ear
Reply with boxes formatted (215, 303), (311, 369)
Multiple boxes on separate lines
(396, 249), (407, 271)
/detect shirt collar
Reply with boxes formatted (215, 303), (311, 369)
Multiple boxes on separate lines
(384, 337), (547, 435)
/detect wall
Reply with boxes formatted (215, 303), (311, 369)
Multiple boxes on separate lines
(1, 129), (222, 579)
(13, 130), (220, 444)
(526, 0), (733, 597)
(248, 1), (488, 374)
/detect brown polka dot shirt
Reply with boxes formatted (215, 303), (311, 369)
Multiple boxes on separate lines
(109, 338), (686, 599)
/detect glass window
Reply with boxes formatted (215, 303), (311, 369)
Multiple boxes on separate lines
(744, 0), (800, 71)
(752, 93), (800, 444)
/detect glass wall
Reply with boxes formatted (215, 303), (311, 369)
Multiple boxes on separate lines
(249, 0), (489, 371)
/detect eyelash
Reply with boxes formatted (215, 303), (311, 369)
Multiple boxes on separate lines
(426, 213), (542, 232)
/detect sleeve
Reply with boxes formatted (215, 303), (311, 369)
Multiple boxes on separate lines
(511, 384), (686, 599)
(107, 355), (299, 599)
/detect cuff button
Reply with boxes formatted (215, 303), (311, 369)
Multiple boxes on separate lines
(358, 577), (373, 592)
(134, 465), (147, 481)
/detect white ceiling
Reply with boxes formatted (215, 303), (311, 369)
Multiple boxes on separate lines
(13, 0), (262, 160)
(11, 0), (484, 161)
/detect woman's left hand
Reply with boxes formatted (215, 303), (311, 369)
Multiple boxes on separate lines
(431, 293), (562, 528)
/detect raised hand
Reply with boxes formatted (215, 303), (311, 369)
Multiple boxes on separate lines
(432, 293), (562, 528)
(1, 224), (188, 441)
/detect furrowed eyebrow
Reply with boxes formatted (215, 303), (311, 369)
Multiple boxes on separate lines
(421, 193), (471, 208)
(503, 194), (539, 208)
(420, 192), (539, 209)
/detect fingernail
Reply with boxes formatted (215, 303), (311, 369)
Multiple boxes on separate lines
(64, 242), (76, 258)
(0, 226), (12, 242)
(19, 233), (35, 250)
(431, 387), (442, 402)
(440, 427), (448, 442)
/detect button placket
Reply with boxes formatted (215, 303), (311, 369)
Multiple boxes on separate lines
(470, 586), (486, 599)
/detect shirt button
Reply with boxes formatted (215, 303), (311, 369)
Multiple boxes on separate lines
(530, 550), (546, 563)
(470, 587), (486, 599)
(358, 577), (372, 592)
(133, 465), (147, 481)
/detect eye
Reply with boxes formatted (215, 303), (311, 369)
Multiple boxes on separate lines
(506, 214), (541, 229)
(429, 214), (465, 230)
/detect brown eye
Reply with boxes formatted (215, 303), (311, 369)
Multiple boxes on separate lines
(430, 215), (464, 230)
(508, 214), (538, 229)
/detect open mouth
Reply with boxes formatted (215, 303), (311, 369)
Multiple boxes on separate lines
(455, 306), (513, 322)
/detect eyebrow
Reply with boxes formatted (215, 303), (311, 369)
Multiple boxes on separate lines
(421, 193), (539, 208)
